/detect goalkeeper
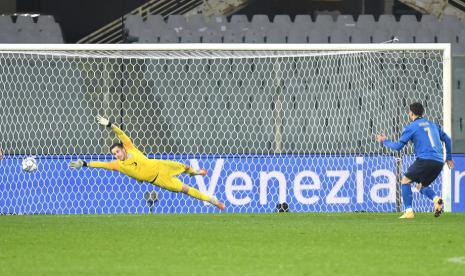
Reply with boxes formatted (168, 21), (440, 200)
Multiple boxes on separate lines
(69, 115), (225, 211)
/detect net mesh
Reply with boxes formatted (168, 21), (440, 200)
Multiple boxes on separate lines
(0, 48), (445, 214)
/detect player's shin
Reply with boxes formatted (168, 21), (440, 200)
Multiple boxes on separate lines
(401, 184), (413, 212)
(182, 185), (224, 210)
(419, 186), (437, 201)
(185, 186), (210, 201)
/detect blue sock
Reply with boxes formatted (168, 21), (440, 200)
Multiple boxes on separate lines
(420, 186), (437, 201)
(401, 184), (413, 211)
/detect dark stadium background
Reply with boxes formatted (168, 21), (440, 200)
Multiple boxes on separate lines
(6, 0), (415, 43)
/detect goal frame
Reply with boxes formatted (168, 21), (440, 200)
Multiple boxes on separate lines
(0, 43), (452, 212)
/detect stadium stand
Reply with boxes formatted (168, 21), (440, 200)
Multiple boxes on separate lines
(122, 14), (465, 54)
(121, 13), (465, 151)
(0, 15), (63, 43)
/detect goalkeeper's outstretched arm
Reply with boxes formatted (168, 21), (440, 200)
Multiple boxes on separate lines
(96, 115), (134, 149)
(69, 159), (119, 170)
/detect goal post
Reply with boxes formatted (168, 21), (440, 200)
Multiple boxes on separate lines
(442, 43), (452, 212)
(0, 43), (452, 214)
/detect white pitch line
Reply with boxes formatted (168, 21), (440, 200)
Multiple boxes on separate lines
(447, 256), (465, 264)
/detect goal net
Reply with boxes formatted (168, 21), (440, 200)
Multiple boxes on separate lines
(0, 44), (451, 214)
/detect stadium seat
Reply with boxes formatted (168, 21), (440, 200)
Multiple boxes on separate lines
(0, 15), (64, 43)
(356, 14), (376, 32)
(394, 28), (414, 43)
(36, 17), (62, 37)
(201, 30), (222, 43)
(273, 15), (292, 31)
(287, 28), (308, 43)
(452, 119), (465, 152)
(398, 15), (418, 34)
(308, 29), (328, 43)
(452, 71), (465, 149)
(167, 15), (187, 33)
(414, 27), (435, 43)
(229, 15), (249, 31)
(15, 15), (36, 32)
(350, 28), (370, 43)
(223, 30), (244, 43)
(16, 30), (37, 43)
(251, 14), (271, 31)
(0, 15), (13, 25)
(329, 28), (349, 43)
(377, 14), (397, 33)
(336, 15), (355, 26)
(158, 29), (179, 43)
(39, 31), (64, 43)
(180, 30), (201, 43)
(0, 16), (16, 42)
(453, 44), (465, 56)
(188, 14), (208, 33)
(440, 15), (461, 32)
(457, 29), (465, 50)
(136, 29), (157, 43)
(124, 14), (145, 39)
(455, 68), (465, 91)
(421, 14), (438, 24)
(371, 29), (391, 43)
(0, 29), (16, 43)
(208, 15), (228, 32)
(125, 14), (144, 28)
(146, 15), (167, 32)
(314, 14), (334, 32)
(420, 14), (440, 33)
(36, 15), (55, 27)
(437, 30), (457, 43)
(265, 28), (286, 43)
(245, 29), (265, 43)
(294, 14), (312, 27)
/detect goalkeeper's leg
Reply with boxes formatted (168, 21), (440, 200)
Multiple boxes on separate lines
(154, 175), (224, 210)
(180, 182), (225, 210)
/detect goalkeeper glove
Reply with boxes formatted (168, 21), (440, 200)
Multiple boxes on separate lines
(69, 159), (87, 169)
(96, 115), (112, 127)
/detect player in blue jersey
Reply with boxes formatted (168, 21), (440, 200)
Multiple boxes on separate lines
(376, 102), (454, 219)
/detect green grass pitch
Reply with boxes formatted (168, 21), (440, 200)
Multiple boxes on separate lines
(1, 213), (464, 275)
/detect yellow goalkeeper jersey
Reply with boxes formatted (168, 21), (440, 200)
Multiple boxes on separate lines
(88, 126), (161, 183)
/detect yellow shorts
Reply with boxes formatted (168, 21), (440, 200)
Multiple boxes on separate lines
(153, 160), (186, 192)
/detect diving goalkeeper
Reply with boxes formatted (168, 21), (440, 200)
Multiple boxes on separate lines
(69, 115), (225, 210)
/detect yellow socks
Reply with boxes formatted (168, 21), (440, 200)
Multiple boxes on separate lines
(187, 187), (210, 201)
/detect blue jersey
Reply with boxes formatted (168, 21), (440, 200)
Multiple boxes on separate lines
(383, 117), (452, 162)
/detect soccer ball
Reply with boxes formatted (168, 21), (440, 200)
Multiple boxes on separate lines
(22, 156), (38, 173)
